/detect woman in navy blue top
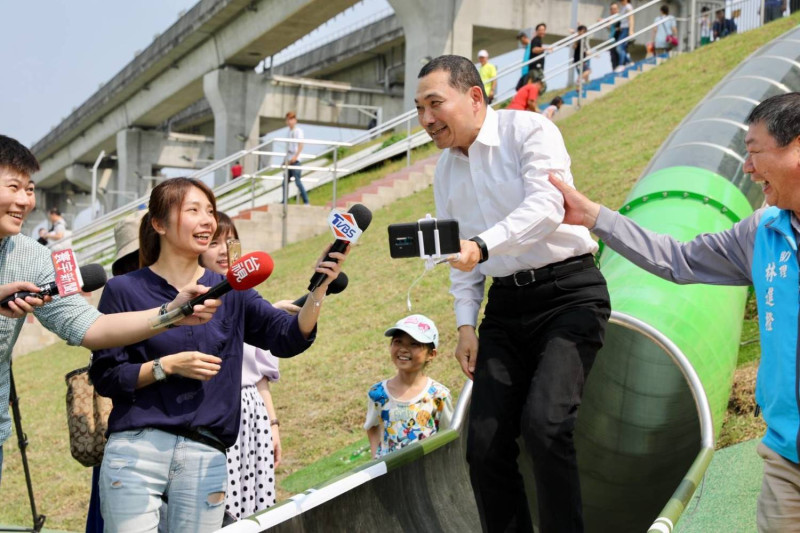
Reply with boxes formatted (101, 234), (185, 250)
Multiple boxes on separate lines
(90, 177), (346, 533)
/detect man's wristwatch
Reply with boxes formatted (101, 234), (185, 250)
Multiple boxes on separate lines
(469, 236), (489, 263)
(152, 358), (167, 382)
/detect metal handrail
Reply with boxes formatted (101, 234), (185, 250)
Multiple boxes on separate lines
(303, 1), (663, 167)
(489, 0), (662, 85)
(490, 15), (668, 108)
(53, 136), (353, 266)
(304, 0), (664, 168)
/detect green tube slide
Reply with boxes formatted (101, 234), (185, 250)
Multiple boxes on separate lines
(575, 166), (753, 532)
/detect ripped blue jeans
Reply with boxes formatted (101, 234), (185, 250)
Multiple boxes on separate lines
(99, 428), (227, 533)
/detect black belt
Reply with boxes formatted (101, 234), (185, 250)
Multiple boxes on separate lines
(493, 254), (596, 287)
(158, 426), (227, 454)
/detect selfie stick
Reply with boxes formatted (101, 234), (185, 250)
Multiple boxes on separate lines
(417, 214), (460, 270)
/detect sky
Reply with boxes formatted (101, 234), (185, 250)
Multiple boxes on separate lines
(1, 1), (199, 146)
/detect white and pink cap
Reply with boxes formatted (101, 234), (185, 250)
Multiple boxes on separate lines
(384, 314), (439, 348)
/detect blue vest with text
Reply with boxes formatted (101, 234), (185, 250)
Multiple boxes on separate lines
(752, 206), (800, 463)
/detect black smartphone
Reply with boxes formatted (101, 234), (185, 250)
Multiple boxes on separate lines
(388, 219), (460, 259)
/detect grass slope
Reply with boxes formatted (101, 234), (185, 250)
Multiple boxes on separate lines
(2, 14), (798, 530)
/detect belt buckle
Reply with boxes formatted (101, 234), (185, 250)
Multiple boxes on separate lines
(513, 270), (534, 287)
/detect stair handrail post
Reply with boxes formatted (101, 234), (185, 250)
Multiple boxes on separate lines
(406, 117), (412, 167)
(282, 161), (289, 248)
(332, 145), (339, 208)
(577, 38), (586, 109)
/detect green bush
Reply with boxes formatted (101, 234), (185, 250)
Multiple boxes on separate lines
(379, 132), (408, 150)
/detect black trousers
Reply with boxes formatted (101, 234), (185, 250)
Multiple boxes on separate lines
(467, 265), (610, 533)
(609, 46), (619, 69)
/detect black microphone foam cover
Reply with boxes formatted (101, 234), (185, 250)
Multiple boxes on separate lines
(327, 271), (349, 295)
(348, 204), (373, 233)
(80, 264), (108, 292)
(293, 272), (348, 307)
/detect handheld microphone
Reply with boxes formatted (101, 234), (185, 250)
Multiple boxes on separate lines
(148, 251), (274, 329)
(308, 204), (372, 292)
(293, 272), (348, 307)
(1, 263), (108, 309)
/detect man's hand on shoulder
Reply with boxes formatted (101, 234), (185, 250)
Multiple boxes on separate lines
(548, 174), (602, 228)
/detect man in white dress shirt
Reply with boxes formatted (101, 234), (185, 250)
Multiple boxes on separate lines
(415, 55), (611, 533)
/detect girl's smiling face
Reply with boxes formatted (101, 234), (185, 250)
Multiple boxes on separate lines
(201, 229), (234, 275)
(390, 332), (435, 373)
(160, 185), (217, 258)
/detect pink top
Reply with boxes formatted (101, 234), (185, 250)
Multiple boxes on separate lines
(241, 343), (280, 387)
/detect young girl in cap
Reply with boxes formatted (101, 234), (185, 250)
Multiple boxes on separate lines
(364, 314), (453, 459)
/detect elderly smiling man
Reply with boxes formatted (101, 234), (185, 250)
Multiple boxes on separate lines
(550, 92), (800, 533)
(415, 55), (610, 533)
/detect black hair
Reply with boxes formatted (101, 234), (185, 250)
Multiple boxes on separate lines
(660, 4), (669, 14)
(48, 207), (61, 216)
(577, 24), (588, 32)
(551, 96), (563, 106)
(746, 93), (800, 147)
(536, 23), (547, 31)
(418, 55), (488, 104)
(0, 135), (40, 176)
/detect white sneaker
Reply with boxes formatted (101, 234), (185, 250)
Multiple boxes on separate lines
(614, 66), (626, 73)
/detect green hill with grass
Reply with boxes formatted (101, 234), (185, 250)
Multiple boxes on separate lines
(3, 14), (798, 531)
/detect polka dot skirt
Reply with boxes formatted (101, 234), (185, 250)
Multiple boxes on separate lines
(225, 385), (276, 520)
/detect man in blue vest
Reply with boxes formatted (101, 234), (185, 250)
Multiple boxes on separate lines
(549, 92), (800, 532)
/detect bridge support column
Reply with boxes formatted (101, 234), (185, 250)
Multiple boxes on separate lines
(65, 164), (92, 192)
(389, 0), (476, 111)
(203, 68), (268, 186)
(116, 128), (163, 204)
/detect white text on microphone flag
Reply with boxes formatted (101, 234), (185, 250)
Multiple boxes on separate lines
(328, 210), (364, 243)
(51, 249), (84, 297)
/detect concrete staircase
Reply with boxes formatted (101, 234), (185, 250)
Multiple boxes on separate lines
(554, 54), (667, 120)
(327, 155), (439, 211)
(233, 204), (332, 253)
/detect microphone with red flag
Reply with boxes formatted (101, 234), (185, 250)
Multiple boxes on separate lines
(149, 251), (274, 329)
(0, 263), (107, 309)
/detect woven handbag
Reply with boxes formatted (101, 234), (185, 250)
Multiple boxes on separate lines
(64, 366), (112, 467)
